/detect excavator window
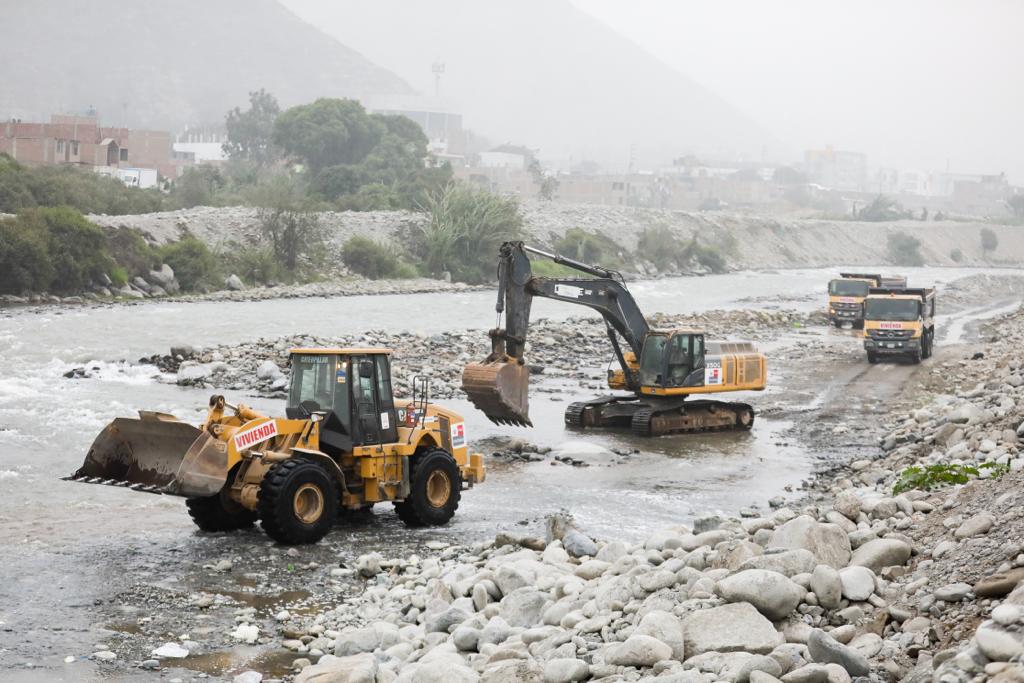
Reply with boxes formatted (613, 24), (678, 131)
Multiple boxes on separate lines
(639, 334), (667, 386)
(666, 334), (692, 386)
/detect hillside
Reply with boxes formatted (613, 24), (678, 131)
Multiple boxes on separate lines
(0, 0), (413, 130)
(282, 0), (775, 168)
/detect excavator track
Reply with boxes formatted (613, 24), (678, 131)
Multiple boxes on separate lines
(564, 402), (589, 427)
(631, 401), (755, 437)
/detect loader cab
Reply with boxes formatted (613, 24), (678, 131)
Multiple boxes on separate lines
(286, 349), (399, 453)
(638, 331), (706, 389)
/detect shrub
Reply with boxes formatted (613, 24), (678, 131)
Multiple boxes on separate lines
(950, 248), (964, 263)
(171, 166), (226, 209)
(228, 246), (281, 286)
(158, 237), (218, 291)
(105, 227), (159, 277)
(0, 155), (164, 215)
(638, 226), (687, 271)
(109, 265), (129, 287)
(887, 232), (924, 267)
(555, 228), (623, 268)
(341, 236), (415, 279)
(413, 183), (522, 283)
(25, 207), (113, 293)
(0, 216), (53, 293)
(981, 227), (999, 255)
(893, 462), (1007, 494)
(258, 208), (324, 271)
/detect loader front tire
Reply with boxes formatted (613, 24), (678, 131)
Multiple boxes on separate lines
(186, 491), (256, 532)
(257, 459), (337, 545)
(394, 449), (461, 528)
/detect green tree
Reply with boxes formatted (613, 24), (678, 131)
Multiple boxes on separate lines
(981, 227), (999, 255)
(528, 159), (559, 201)
(224, 89), (281, 165)
(859, 195), (908, 222)
(274, 98), (381, 171)
(887, 232), (925, 266)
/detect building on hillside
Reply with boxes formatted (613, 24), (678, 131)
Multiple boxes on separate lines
(0, 113), (188, 183)
(803, 147), (867, 192)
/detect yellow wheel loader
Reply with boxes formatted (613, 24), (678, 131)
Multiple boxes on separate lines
(66, 349), (485, 545)
(462, 242), (767, 437)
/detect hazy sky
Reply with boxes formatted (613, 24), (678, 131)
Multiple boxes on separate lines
(571, 0), (1024, 180)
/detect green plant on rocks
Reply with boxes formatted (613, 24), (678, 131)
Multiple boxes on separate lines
(892, 462), (1008, 495)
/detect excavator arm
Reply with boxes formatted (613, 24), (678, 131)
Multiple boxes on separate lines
(462, 241), (650, 426)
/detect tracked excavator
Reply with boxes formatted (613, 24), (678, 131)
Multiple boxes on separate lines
(461, 242), (767, 437)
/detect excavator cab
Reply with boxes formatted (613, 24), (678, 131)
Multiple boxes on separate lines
(639, 331), (707, 389)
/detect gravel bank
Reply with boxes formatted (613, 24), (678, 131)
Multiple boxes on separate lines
(88, 202), (1024, 273)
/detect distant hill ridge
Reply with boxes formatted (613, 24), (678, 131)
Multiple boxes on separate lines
(0, 0), (413, 130)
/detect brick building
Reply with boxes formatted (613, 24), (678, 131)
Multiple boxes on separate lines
(0, 114), (188, 181)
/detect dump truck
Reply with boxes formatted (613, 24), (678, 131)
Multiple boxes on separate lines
(827, 272), (907, 327)
(67, 348), (485, 544)
(461, 242), (767, 437)
(862, 287), (936, 364)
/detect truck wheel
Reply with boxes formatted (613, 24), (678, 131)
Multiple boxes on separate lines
(257, 459), (338, 545)
(186, 490), (256, 532)
(394, 449), (461, 528)
(867, 351), (878, 364)
(910, 350), (922, 364)
(923, 332), (933, 359)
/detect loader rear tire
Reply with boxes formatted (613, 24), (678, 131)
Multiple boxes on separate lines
(394, 449), (461, 528)
(186, 491), (256, 532)
(257, 459), (337, 545)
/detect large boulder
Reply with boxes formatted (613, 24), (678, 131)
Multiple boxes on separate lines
(682, 602), (784, 656)
(738, 549), (817, 577)
(806, 629), (870, 677)
(634, 610), (685, 661)
(295, 653), (378, 683)
(838, 566), (876, 602)
(810, 565), (842, 609)
(848, 538), (911, 572)
(481, 659), (543, 682)
(333, 622), (399, 656)
(603, 634), (673, 667)
(225, 274), (246, 291)
(543, 658), (589, 683)
(768, 516), (851, 569)
(715, 570), (806, 620)
(500, 588), (548, 628)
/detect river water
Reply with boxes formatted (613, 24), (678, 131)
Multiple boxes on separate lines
(0, 265), (1018, 679)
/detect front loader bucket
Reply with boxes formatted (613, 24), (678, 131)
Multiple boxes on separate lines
(66, 413), (227, 497)
(462, 360), (532, 427)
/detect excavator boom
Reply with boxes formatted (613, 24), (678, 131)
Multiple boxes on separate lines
(462, 242), (648, 426)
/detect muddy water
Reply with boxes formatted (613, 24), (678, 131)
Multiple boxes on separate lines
(0, 265), (1018, 681)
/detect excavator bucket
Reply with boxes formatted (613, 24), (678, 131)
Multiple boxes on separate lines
(461, 360), (532, 427)
(65, 412), (228, 497)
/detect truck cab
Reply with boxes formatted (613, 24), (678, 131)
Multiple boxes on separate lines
(828, 272), (906, 328)
(862, 288), (935, 364)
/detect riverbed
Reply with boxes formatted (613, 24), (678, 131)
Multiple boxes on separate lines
(0, 265), (1020, 681)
